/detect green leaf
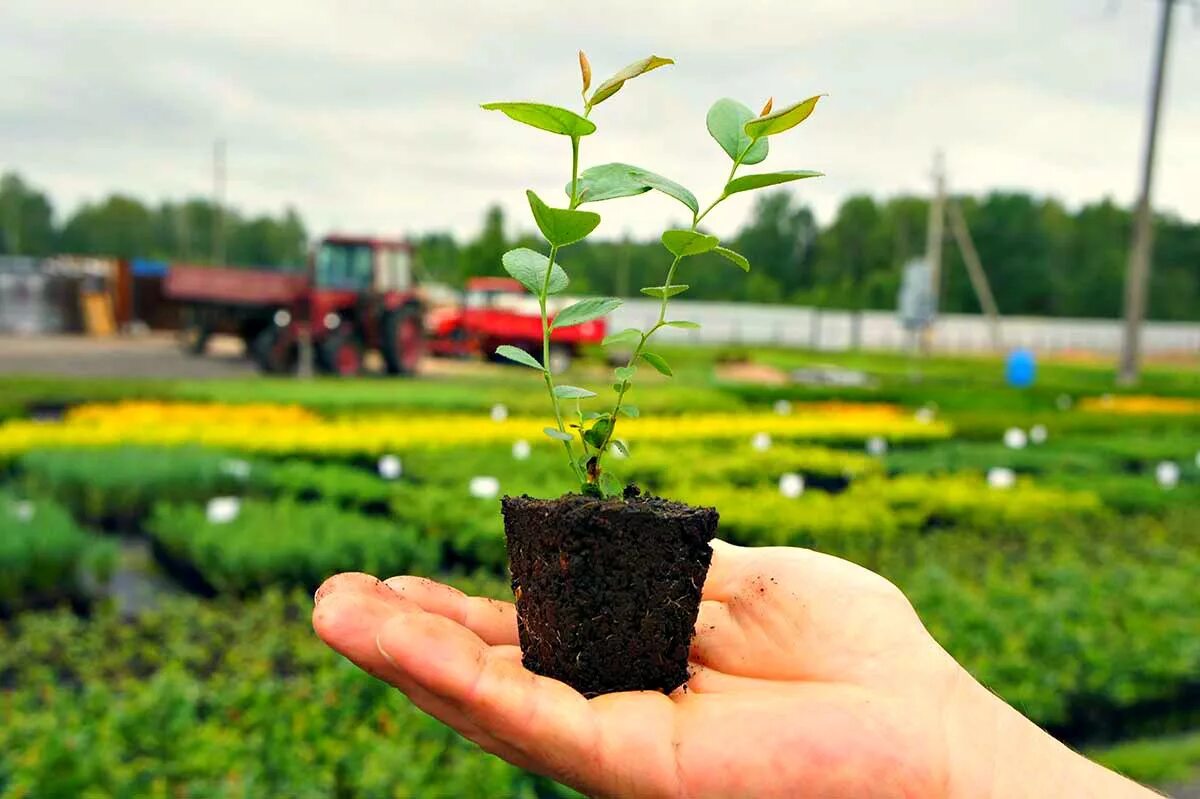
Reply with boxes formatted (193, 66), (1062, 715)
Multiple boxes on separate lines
(602, 328), (642, 347)
(543, 427), (574, 442)
(583, 418), (612, 449)
(501, 248), (569, 296)
(619, 405), (640, 418)
(706, 98), (768, 165)
(641, 352), (673, 376)
(583, 411), (611, 421)
(553, 385), (597, 399)
(743, 95), (824, 139)
(614, 365), (637, 382)
(713, 246), (751, 272)
(724, 171), (823, 197)
(662, 229), (719, 257)
(612, 383), (626, 393)
(598, 471), (624, 498)
(526, 190), (600, 247)
(640, 284), (689, 299)
(552, 297), (622, 329)
(481, 102), (597, 137)
(570, 163), (698, 215)
(663, 320), (701, 329)
(611, 439), (630, 457)
(495, 345), (543, 370)
(588, 55), (673, 108)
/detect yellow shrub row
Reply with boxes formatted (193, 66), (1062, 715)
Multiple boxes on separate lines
(1078, 395), (1200, 415)
(0, 400), (951, 457)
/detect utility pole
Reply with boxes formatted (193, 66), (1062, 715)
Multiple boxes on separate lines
(1118, 0), (1178, 386)
(920, 151), (946, 352)
(212, 139), (226, 266)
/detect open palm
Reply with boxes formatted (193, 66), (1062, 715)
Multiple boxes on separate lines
(312, 540), (995, 798)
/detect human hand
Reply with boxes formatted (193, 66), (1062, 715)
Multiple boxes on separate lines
(313, 541), (1157, 798)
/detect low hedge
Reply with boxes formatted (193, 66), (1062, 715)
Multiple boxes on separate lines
(676, 474), (1106, 554)
(0, 493), (116, 612)
(146, 500), (439, 596)
(19, 447), (267, 528)
(0, 588), (577, 798)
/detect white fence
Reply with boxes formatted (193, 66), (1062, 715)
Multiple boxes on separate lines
(610, 299), (1200, 355)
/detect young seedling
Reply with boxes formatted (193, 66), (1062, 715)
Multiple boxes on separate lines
(484, 53), (823, 497)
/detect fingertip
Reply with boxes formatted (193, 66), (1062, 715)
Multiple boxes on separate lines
(314, 571), (383, 606)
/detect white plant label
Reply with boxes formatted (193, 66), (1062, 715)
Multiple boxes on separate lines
(1156, 461), (1180, 490)
(778, 472), (805, 498)
(1003, 427), (1028, 450)
(220, 458), (252, 480)
(11, 500), (35, 523)
(206, 497), (241, 524)
(377, 454), (403, 480)
(469, 476), (500, 499)
(987, 467), (1016, 490)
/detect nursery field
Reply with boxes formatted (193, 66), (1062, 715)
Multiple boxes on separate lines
(1, 347), (1199, 796)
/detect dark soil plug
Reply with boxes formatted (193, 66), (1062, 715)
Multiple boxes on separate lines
(502, 492), (717, 697)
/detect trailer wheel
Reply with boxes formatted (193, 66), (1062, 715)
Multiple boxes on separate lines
(178, 310), (212, 355)
(317, 332), (363, 377)
(548, 344), (573, 375)
(382, 308), (423, 376)
(252, 327), (297, 374)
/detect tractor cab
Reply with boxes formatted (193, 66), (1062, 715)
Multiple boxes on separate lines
(314, 237), (414, 294)
(252, 235), (424, 377)
(303, 236), (422, 376)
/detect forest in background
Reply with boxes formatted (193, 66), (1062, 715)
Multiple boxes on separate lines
(2, 171), (1197, 320)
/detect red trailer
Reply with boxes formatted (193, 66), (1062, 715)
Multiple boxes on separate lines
(427, 276), (607, 373)
(164, 235), (423, 376)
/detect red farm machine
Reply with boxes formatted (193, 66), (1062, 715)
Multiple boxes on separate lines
(165, 235), (423, 376)
(426, 276), (607, 373)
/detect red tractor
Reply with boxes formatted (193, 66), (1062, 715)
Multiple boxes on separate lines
(165, 235), (423, 376)
(427, 276), (607, 373)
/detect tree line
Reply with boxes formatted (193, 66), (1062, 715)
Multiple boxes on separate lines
(2, 170), (1196, 320)
(0, 173), (307, 269)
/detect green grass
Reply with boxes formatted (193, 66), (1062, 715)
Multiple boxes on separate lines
(1088, 731), (1200, 785)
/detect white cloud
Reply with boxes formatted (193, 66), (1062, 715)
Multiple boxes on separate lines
(1, 0), (1196, 244)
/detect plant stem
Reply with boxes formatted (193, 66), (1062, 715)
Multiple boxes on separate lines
(539, 243), (585, 482)
(569, 136), (581, 209)
(594, 144), (759, 474)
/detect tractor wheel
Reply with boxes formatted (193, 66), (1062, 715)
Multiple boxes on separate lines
(548, 344), (573, 375)
(252, 326), (297, 374)
(317, 332), (364, 377)
(178, 310), (212, 355)
(381, 307), (423, 376)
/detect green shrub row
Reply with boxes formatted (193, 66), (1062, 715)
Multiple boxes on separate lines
(0, 588), (578, 798)
(675, 474), (1107, 554)
(146, 500), (440, 596)
(898, 511), (1200, 731)
(19, 447), (266, 527)
(0, 493), (116, 612)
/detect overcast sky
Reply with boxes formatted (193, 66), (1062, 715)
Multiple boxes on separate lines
(2, 0), (1197, 243)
